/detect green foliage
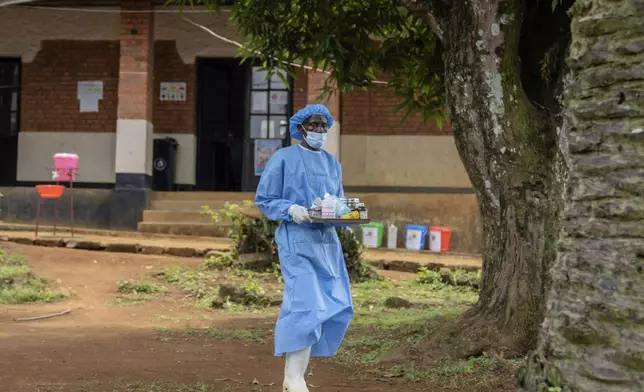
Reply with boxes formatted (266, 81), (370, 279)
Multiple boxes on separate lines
(416, 267), (442, 285)
(156, 265), (216, 302)
(203, 201), (377, 283)
(0, 247), (68, 304)
(202, 253), (234, 270)
(337, 226), (379, 283)
(202, 202), (277, 258)
(416, 267), (481, 290)
(168, 0), (445, 124)
(117, 279), (165, 295)
(156, 264), (282, 311)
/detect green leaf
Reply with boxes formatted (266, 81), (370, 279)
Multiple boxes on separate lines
(276, 71), (291, 89)
(170, 0), (446, 123)
(435, 115), (444, 130)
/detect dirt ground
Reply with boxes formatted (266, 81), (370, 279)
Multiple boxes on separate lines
(0, 243), (415, 392)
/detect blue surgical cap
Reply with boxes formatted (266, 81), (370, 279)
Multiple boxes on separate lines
(289, 104), (334, 141)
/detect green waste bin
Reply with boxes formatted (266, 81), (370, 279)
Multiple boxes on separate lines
(361, 222), (384, 248)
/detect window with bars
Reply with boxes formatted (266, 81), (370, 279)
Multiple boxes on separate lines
(0, 59), (20, 137)
(249, 67), (290, 140)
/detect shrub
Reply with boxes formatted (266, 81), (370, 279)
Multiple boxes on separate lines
(416, 267), (442, 285)
(203, 201), (278, 258)
(203, 201), (377, 283)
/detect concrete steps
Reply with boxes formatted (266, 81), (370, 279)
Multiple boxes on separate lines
(137, 192), (253, 237)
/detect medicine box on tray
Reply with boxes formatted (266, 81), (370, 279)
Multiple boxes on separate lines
(308, 197), (370, 224)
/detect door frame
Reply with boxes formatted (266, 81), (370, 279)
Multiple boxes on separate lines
(194, 58), (295, 193)
(194, 57), (250, 191)
(0, 57), (21, 186)
(241, 60), (294, 192)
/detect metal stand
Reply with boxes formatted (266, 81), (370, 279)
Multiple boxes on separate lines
(59, 168), (76, 238)
(34, 168), (76, 238)
(35, 191), (61, 237)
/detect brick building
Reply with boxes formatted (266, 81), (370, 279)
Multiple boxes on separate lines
(0, 1), (481, 253)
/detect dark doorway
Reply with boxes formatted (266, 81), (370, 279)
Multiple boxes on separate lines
(196, 58), (248, 191)
(0, 58), (20, 186)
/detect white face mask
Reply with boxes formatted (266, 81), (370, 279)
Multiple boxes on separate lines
(305, 131), (327, 149)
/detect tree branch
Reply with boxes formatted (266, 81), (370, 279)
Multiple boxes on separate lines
(398, 0), (447, 42)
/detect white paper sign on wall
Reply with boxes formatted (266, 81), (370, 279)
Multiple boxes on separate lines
(160, 82), (187, 101)
(78, 81), (103, 113)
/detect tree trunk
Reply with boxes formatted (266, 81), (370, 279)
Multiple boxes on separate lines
(519, 1), (644, 391)
(418, 0), (567, 358)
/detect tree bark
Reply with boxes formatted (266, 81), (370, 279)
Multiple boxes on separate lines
(518, 1), (644, 391)
(417, 0), (568, 358)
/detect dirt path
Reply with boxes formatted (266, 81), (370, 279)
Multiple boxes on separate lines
(0, 229), (232, 253)
(0, 228), (481, 271)
(0, 243), (411, 392)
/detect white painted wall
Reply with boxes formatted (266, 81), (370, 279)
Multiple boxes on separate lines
(17, 132), (116, 183)
(114, 120), (153, 176)
(155, 7), (240, 63)
(17, 131), (197, 185)
(340, 135), (471, 187)
(324, 122), (341, 159)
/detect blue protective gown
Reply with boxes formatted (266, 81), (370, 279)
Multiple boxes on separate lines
(255, 145), (354, 358)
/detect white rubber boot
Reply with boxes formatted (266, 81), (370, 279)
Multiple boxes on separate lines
(283, 347), (311, 392)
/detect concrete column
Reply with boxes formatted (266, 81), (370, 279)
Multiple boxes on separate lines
(111, 0), (155, 229)
(307, 70), (341, 159)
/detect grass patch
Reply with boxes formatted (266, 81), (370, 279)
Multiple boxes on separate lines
(118, 279), (166, 294)
(417, 266), (481, 288)
(156, 265), (282, 313)
(162, 326), (269, 344)
(351, 278), (477, 326)
(0, 247), (68, 304)
(110, 278), (166, 307)
(366, 355), (521, 389)
(109, 293), (157, 307)
(433, 355), (499, 377)
(335, 279), (478, 367)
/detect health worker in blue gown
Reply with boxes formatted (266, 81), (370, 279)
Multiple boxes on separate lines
(255, 104), (353, 392)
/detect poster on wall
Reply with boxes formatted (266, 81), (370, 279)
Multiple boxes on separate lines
(254, 139), (283, 176)
(160, 82), (187, 101)
(77, 81), (103, 113)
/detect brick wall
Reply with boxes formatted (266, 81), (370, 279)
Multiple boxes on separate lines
(21, 40), (120, 132)
(153, 40), (195, 134)
(292, 67), (308, 112)
(118, 5), (154, 121)
(342, 85), (452, 136)
(306, 69), (340, 119)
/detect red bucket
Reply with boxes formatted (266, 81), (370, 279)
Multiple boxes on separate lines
(429, 226), (452, 252)
(36, 185), (65, 199)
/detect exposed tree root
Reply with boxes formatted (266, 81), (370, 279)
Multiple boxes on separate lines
(380, 306), (535, 363)
(422, 307), (533, 360)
